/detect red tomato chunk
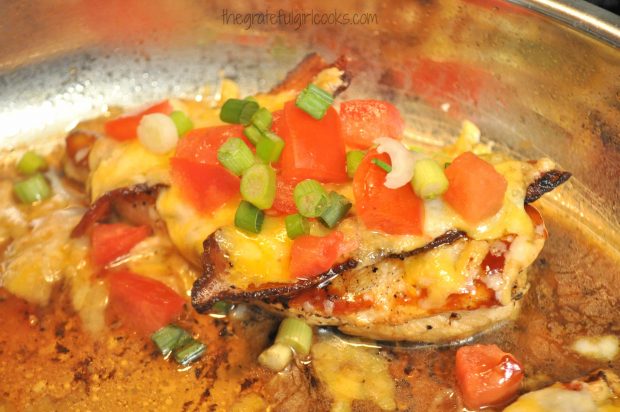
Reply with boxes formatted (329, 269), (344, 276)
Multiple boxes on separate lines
(108, 270), (185, 335)
(353, 150), (424, 235)
(443, 152), (507, 223)
(455, 344), (524, 409)
(279, 101), (347, 183)
(289, 231), (344, 279)
(104, 100), (172, 141)
(90, 223), (151, 266)
(339, 99), (404, 149)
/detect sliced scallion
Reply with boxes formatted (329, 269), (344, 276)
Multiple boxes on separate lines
(240, 163), (276, 210)
(319, 192), (352, 228)
(211, 300), (233, 315)
(173, 339), (206, 366)
(293, 179), (329, 218)
(412, 159), (449, 199)
(256, 132), (285, 163)
(258, 343), (293, 372)
(220, 98), (259, 125)
(235, 201), (265, 233)
(13, 173), (52, 204)
(244, 124), (263, 146)
(151, 324), (187, 357)
(17, 151), (47, 175)
(372, 158), (392, 173)
(251, 107), (273, 131)
(217, 137), (255, 176)
(275, 318), (313, 356)
(295, 84), (334, 120)
(285, 214), (310, 239)
(346, 150), (365, 178)
(169, 110), (194, 137)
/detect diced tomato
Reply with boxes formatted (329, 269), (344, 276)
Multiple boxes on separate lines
(353, 150), (424, 235)
(107, 270), (185, 335)
(104, 100), (172, 141)
(270, 110), (285, 135)
(339, 100), (404, 149)
(455, 344), (524, 409)
(170, 158), (239, 213)
(443, 152), (507, 223)
(90, 223), (151, 266)
(279, 101), (347, 183)
(171, 125), (245, 213)
(266, 176), (298, 216)
(289, 231), (344, 279)
(174, 125), (246, 164)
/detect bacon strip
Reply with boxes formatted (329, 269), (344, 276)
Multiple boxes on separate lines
(71, 184), (167, 238)
(525, 170), (571, 203)
(269, 53), (351, 96)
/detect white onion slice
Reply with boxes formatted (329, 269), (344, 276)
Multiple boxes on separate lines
(374, 137), (419, 189)
(137, 113), (178, 154)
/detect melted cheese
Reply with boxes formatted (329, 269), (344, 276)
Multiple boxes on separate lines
(156, 186), (238, 266)
(403, 241), (469, 308)
(505, 387), (620, 412)
(216, 218), (292, 288)
(1, 209), (85, 305)
(311, 335), (396, 411)
(89, 139), (171, 201)
(571, 335), (619, 362)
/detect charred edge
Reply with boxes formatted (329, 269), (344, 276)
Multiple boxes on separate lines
(70, 183), (167, 238)
(331, 55), (352, 97)
(525, 170), (571, 204)
(387, 230), (466, 260)
(269, 52), (351, 96)
(191, 253), (357, 314)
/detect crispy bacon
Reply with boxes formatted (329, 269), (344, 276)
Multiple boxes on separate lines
(525, 170), (571, 203)
(71, 184), (166, 238)
(269, 53), (351, 96)
(63, 129), (98, 183)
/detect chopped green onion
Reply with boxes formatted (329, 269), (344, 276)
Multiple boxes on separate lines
(275, 318), (313, 356)
(211, 300), (233, 315)
(217, 137), (255, 176)
(372, 158), (392, 173)
(412, 159), (449, 199)
(258, 343), (293, 372)
(251, 107), (273, 131)
(319, 192), (352, 228)
(169, 111), (194, 137)
(220, 99), (259, 125)
(285, 214), (310, 239)
(256, 132), (285, 163)
(173, 339), (206, 366)
(244, 125), (264, 146)
(13, 173), (51, 204)
(295, 84), (334, 120)
(151, 324), (187, 357)
(17, 151), (47, 175)
(240, 164), (276, 209)
(346, 150), (365, 178)
(235, 201), (265, 233)
(293, 179), (329, 218)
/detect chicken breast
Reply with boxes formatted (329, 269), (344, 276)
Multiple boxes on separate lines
(191, 160), (569, 342)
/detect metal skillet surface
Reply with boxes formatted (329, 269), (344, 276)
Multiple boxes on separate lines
(0, 1), (619, 411)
